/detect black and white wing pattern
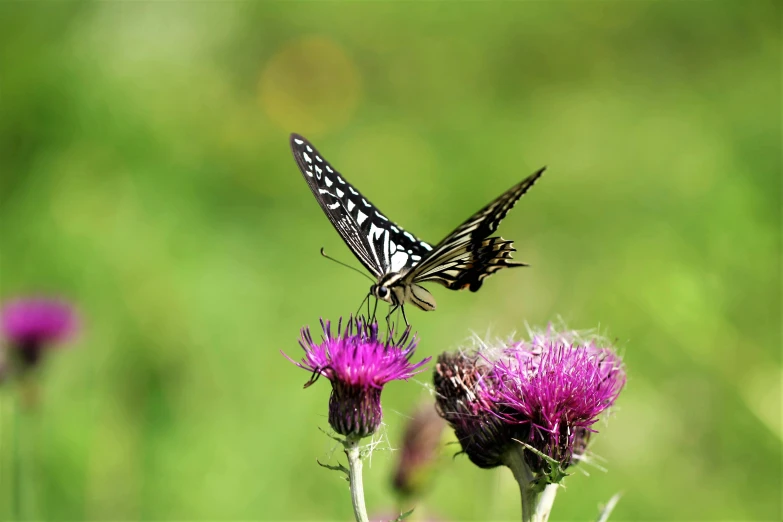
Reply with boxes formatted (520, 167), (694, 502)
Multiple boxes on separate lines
(290, 133), (433, 278)
(398, 167), (545, 291)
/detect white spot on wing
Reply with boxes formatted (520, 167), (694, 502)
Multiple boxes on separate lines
(327, 201), (341, 210)
(336, 188), (344, 198)
(390, 250), (409, 273)
(349, 187), (358, 195)
(367, 223), (389, 269)
(362, 198), (371, 207)
(347, 200), (355, 211)
(294, 138), (303, 145)
(404, 232), (416, 241)
(315, 155), (323, 163)
(375, 212), (388, 221)
(305, 170), (313, 177)
(356, 210), (367, 225)
(391, 226), (399, 233)
(327, 166), (334, 173)
(336, 175), (344, 183)
(411, 254), (422, 261)
(303, 152), (312, 163)
(324, 176), (333, 187)
(420, 241), (433, 251)
(306, 145), (312, 152)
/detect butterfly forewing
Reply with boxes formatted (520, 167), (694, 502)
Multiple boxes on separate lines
(402, 168), (546, 291)
(446, 168), (545, 242)
(290, 134), (434, 277)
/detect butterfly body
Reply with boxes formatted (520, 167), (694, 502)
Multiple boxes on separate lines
(289, 133), (544, 314)
(371, 279), (436, 311)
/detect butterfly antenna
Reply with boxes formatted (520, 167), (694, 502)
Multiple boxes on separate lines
(320, 248), (374, 283)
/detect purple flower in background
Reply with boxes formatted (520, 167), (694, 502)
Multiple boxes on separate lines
(284, 317), (430, 439)
(392, 401), (446, 498)
(480, 329), (626, 473)
(1, 298), (79, 368)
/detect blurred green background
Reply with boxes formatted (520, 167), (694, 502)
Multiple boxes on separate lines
(0, 1), (780, 521)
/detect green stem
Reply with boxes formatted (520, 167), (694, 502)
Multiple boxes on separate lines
(343, 437), (369, 522)
(503, 448), (560, 522)
(503, 447), (536, 522)
(533, 484), (558, 522)
(12, 388), (22, 521)
(0, 390), (6, 520)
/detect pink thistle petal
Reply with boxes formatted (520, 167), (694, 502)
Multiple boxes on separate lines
(1, 298), (79, 347)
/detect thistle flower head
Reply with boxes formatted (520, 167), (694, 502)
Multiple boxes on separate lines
(480, 329), (626, 473)
(285, 316), (430, 439)
(435, 326), (626, 483)
(433, 351), (513, 469)
(1, 298), (79, 368)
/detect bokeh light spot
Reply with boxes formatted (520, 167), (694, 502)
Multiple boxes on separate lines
(258, 36), (362, 135)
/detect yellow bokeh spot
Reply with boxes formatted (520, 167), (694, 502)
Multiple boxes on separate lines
(258, 36), (362, 135)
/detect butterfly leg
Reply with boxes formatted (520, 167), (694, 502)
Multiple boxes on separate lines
(385, 305), (398, 331)
(384, 305), (409, 331)
(371, 297), (379, 324)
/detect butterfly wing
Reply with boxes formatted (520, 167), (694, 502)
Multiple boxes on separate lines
(290, 134), (434, 278)
(401, 167), (545, 291)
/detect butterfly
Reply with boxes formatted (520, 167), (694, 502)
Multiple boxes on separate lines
(290, 133), (544, 322)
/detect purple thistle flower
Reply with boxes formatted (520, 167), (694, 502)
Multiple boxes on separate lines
(433, 351), (513, 469)
(1, 298), (79, 369)
(480, 330), (626, 473)
(284, 317), (431, 439)
(434, 327), (626, 481)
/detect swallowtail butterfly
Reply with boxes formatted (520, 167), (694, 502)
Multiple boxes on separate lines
(290, 133), (544, 319)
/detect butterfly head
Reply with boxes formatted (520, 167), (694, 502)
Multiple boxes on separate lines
(370, 284), (396, 305)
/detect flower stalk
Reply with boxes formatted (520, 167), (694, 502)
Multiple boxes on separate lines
(3, 385), (25, 522)
(344, 436), (369, 522)
(504, 444), (560, 522)
(535, 484), (559, 522)
(503, 446), (536, 522)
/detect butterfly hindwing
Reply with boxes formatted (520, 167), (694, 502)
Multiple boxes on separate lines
(290, 134), (434, 277)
